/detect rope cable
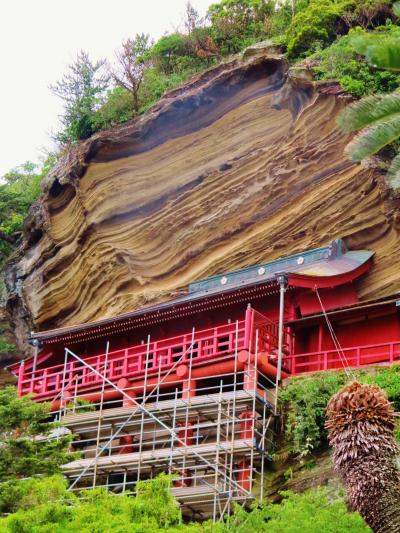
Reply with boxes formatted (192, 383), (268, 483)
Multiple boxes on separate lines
(314, 287), (356, 380)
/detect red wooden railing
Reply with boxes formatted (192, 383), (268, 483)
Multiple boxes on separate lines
(17, 308), (284, 400)
(252, 310), (293, 356)
(286, 341), (400, 375)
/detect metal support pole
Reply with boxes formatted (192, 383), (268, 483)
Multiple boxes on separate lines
(213, 380), (223, 523)
(169, 387), (178, 477)
(137, 336), (151, 483)
(31, 340), (39, 394)
(260, 402), (266, 502)
(275, 275), (287, 414)
(58, 349), (69, 426)
(65, 345), (247, 496)
(93, 341), (109, 488)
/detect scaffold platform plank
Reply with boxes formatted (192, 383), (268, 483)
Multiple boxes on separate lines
(61, 389), (273, 429)
(62, 438), (254, 475)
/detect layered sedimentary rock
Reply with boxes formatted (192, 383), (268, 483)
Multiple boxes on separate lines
(6, 47), (400, 349)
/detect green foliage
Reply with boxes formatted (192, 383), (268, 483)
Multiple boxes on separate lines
(150, 33), (189, 73)
(280, 371), (347, 456)
(313, 28), (400, 97)
(0, 475), (73, 515)
(43, 0), (400, 144)
(280, 365), (400, 456)
(139, 67), (199, 112)
(208, 0), (274, 54)
(0, 474), (184, 533)
(286, 0), (348, 58)
(337, 23), (400, 191)
(0, 158), (54, 265)
(92, 87), (135, 130)
(350, 17), (400, 70)
(0, 387), (75, 484)
(51, 51), (110, 145)
(220, 488), (370, 532)
(0, 337), (16, 354)
(0, 477), (369, 532)
(362, 364), (400, 410)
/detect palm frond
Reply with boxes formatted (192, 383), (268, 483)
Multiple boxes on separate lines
(350, 34), (380, 56)
(365, 40), (400, 72)
(386, 151), (400, 193)
(393, 2), (400, 18)
(345, 113), (400, 161)
(338, 93), (400, 133)
(350, 34), (400, 71)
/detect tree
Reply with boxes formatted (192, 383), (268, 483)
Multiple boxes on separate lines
(0, 154), (57, 264)
(183, 1), (202, 35)
(326, 381), (400, 533)
(207, 0), (274, 54)
(222, 488), (369, 532)
(338, 4), (400, 194)
(0, 387), (74, 484)
(0, 474), (187, 532)
(111, 34), (151, 112)
(150, 33), (188, 74)
(51, 51), (110, 144)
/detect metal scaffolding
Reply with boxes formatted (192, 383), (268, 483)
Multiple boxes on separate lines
(55, 313), (279, 521)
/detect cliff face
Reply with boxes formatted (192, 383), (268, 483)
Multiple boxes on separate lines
(6, 47), (400, 349)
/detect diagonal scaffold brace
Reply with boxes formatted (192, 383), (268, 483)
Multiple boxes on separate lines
(62, 328), (251, 503)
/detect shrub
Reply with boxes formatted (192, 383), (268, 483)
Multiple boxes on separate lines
(0, 337), (16, 354)
(93, 87), (135, 130)
(312, 27), (400, 96)
(0, 387), (75, 485)
(207, 0), (274, 54)
(286, 0), (348, 58)
(139, 67), (198, 112)
(280, 365), (400, 456)
(222, 488), (369, 532)
(0, 479), (369, 532)
(0, 475), (184, 533)
(280, 371), (347, 456)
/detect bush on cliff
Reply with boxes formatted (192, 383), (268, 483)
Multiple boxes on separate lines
(0, 476), (369, 532)
(44, 0), (399, 146)
(285, 0), (347, 57)
(0, 157), (55, 265)
(0, 387), (74, 494)
(312, 26), (400, 96)
(280, 365), (400, 456)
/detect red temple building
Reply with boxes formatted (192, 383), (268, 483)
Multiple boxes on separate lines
(10, 239), (400, 519)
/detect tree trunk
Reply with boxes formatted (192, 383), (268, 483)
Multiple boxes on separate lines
(326, 381), (400, 533)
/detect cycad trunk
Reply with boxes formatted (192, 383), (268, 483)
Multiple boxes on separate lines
(326, 381), (400, 533)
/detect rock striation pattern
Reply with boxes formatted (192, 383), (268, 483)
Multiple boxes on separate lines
(6, 48), (400, 349)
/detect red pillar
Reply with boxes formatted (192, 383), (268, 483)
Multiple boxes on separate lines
(240, 410), (257, 440)
(60, 390), (72, 409)
(237, 458), (251, 492)
(239, 350), (265, 396)
(118, 434), (134, 454)
(182, 379), (197, 400)
(238, 411), (257, 490)
(174, 422), (194, 487)
(243, 362), (256, 392)
(117, 378), (137, 407)
(177, 364), (197, 400)
(17, 360), (25, 397)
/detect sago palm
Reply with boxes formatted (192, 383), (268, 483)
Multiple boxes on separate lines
(338, 3), (400, 194)
(326, 381), (400, 533)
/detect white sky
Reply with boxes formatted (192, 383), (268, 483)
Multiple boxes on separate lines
(0, 0), (213, 176)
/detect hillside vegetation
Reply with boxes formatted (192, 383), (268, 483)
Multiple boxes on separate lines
(2, 0), (400, 267)
(2, 0), (400, 530)
(0, 381), (379, 532)
(0, 365), (399, 530)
